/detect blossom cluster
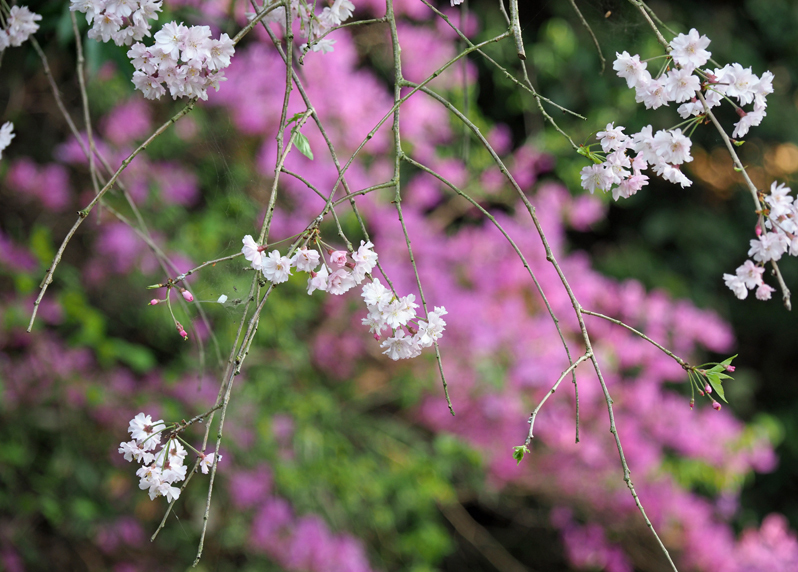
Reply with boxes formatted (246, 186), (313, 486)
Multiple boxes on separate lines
(581, 28), (773, 199)
(241, 236), (445, 360)
(615, 29), (772, 138)
(0, 4), (40, 52)
(361, 279), (447, 360)
(118, 413), (220, 501)
(242, 235), (378, 293)
(249, 0), (355, 55)
(580, 122), (690, 199)
(70, 0), (162, 47)
(723, 181), (798, 301)
(127, 23), (234, 100)
(70, 0), (234, 101)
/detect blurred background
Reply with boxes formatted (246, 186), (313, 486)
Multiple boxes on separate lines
(2, 0), (798, 570)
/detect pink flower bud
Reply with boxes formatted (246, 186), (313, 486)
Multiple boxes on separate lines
(705, 384), (712, 394)
(756, 224), (763, 237)
(689, 398), (695, 410)
(726, 365), (736, 372)
(149, 299), (159, 306)
(181, 289), (194, 302)
(373, 333), (381, 341)
(180, 329), (188, 340)
(698, 389), (704, 397)
(712, 401), (722, 411)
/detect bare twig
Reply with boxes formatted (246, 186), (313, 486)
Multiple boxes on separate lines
(568, 0), (605, 73)
(404, 81), (678, 572)
(439, 501), (532, 572)
(28, 100), (197, 332)
(508, 0), (526, 60)
(582, 310), (692, 370)
(403, 153), (581, 440)
(626, 0), (669, 49)
(525, 353), (591, 443)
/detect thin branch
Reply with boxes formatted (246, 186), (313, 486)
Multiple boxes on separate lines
(404, 81), (677, 572)
(697, 91), (791, 310)
(28, 100), (196, 332)
(31, 31), (222, 366)
(525, 353), (591, 444)
(232, 0), (285, 45)
(71, 12), (101, 198)
(581, 310), (691, 369)
(626, 0), (669, 49)
(422, 1), (584, 120)
(568, 0), (605, 74)
(299, 16), (389, 63)
(403, 153), (580, 441)
(508, 0), (526, 60)
(638, 0), (678, 37)
(439, 501), (532, 572)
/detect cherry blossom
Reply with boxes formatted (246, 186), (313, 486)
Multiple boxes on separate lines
(262, 250), (293, 284)
(669, 28), (711, 70)
(0, 122), (15, 160)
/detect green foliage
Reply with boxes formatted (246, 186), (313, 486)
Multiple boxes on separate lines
(513, 445), (530, 465)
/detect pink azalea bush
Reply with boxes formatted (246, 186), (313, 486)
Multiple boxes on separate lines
(2, 0), (797, 570)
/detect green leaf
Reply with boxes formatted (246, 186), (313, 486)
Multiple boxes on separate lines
(720, 354), (738, 367)
(292, 130), (314, 160)
(512, 445), (529, 465)
(705, 372), (728, 403)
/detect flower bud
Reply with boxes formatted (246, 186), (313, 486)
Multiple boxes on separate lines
(181, 289), (194, 302)
(756, 224), (763, 237)
(726, 365), (736, 372)
(689, 398), (695, 410)
(705, 383), (712, 394)
(149, 299), (160, 306)
(712, 401), (722, 411)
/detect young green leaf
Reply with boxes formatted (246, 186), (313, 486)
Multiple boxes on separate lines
(705, 372), (728, 403)
(292, 130), (314, 160)
(512, 445), (530, 465)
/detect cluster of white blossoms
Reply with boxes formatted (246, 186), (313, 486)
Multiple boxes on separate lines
(724, 182), (798, 301)
(119, 413), (220, 502)
(0, 5), (41, 52)
(242, 235), (377, 293)
(127, 23), (234, 100)
(581, 29), (773, 199)
(242, 235), (445, 360)
(580, 122), (691, 199)
(70, 0), (233, 100)
(0, 122), (14, 160)
(361, 279), (447, 360)
(70, 0), (162, 47)
(248, 0), (354, 54)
